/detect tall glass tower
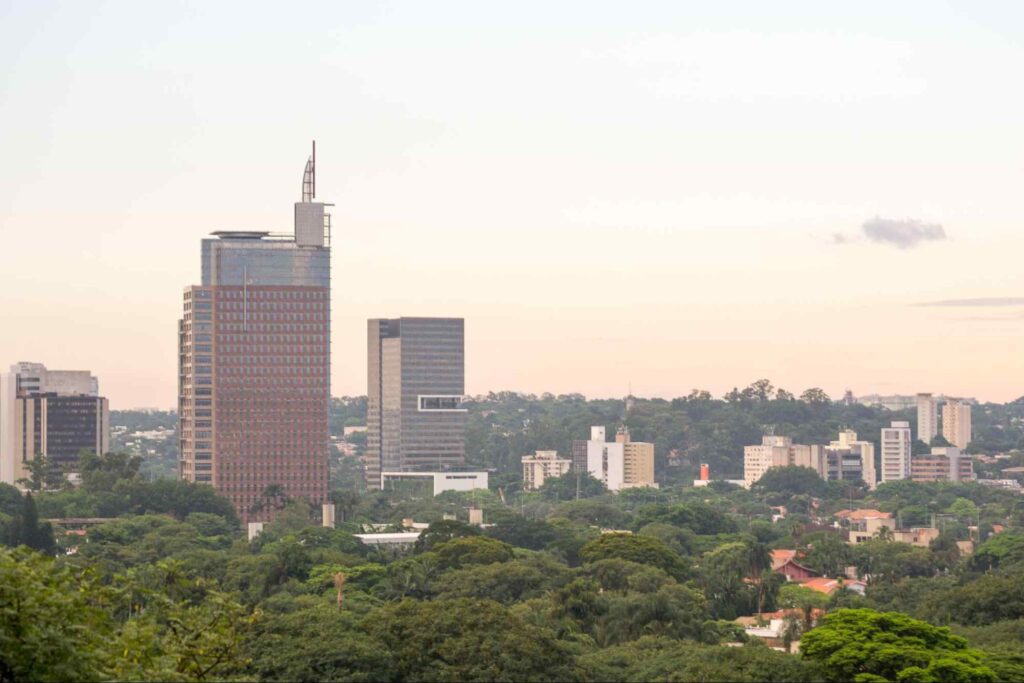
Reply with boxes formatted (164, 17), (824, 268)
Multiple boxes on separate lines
(178, 145), (331, 521)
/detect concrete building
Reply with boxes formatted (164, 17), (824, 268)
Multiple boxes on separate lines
(0, 363), (109, 485)
(825, 429), (877, 489)
(942, 399), (972, 449)
(911, 446), (973, 483)
(583, 425), (656, 491)
(618, 427), (656, 489)
(365, 317), (466, 489)
(880, 421), (912, 483)
(380, 470), (487, 496)
(178, 145), (331, 521)
(743, 435), (825, 488)
(521, 450), (571, 490)
(916, 393), (938, 444)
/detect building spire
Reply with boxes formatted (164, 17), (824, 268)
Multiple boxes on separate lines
(302, 140), (316, 202)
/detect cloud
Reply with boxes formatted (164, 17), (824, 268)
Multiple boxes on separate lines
(913, 297), (1024, 307)
(861, 217), (946, 249)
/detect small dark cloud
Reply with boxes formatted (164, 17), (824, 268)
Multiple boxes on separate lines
(831, 233), (849, 245)
(914, 297), (1024, 307)
(862, 217), (946, 249)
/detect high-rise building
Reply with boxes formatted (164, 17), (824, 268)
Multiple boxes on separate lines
(0, 362), (108, 485)
(916, 393), (938, 444)
(581, 425), (656, 491)
(178, 145), (331, 521)
(826, 429), (877, 489)
(365, 317), (465, 489)
(743, 435), (825, 488)
(942, 399), (972, 449)
(880, 421), (912, 483)
(521, 450), (571, 490)
(911, 446), (973, 483)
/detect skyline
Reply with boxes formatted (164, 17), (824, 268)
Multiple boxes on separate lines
(3, 1), (1024, 408)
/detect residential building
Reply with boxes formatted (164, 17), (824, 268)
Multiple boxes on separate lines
(770, 549), (819, 581)
(618, 427), (656, 489)
(178, 146), (331, 521)
(521, 450), (571, 490)
(825, 429), (877, 489)
(911, 446), (973, 483)
(880, 421), (912, 483)
(365, 317), (465, 489)
(0, 362), (109, 485)
(743, 435), (825, 488)
(916, 393), (938, 444)
(582, 425), (656, 491)
(942, 399), (972, 449)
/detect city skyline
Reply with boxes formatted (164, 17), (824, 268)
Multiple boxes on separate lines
(3, 2), (1024, 408)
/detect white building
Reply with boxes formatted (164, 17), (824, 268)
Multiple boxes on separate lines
(743, 435), (825, 488)
(942, 399), (972, 449)
(585, 426), (626, 491)
(521, 450), (571, 490)
(880, 421), (912, 483)
(380, 470), (488, 496)
(916, 393), (938, 445)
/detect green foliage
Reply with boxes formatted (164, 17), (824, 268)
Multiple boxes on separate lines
(800, 609), (996, 682)
(575, 636), (821, 682)
(580, 532), (688, 579)
(0, 546), (111, 681)
(537, 471), (606, 501)
(362, 598), (573, 681)
(754, 466), (829, 497)
(433, 535), (514, 570)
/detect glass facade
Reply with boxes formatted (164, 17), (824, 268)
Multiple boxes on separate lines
(366, 318), (465, 488)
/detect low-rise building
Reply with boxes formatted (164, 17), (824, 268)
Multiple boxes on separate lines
(911, 446), (973, 483)
(744, 435), (825, 488)
(521, 450), (571, 490)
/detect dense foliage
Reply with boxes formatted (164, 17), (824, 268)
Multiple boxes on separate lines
(6, 386), (1023, 681)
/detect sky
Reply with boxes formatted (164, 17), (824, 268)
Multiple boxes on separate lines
(1, 0), (1023, 408)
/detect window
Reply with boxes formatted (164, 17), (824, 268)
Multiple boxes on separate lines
(418, 395), (466, 412)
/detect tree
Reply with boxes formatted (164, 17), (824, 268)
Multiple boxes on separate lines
(433, 536), (514, 570)
(414, 519), (480, 552)
(800, 534), (852, 578)
(575, 636), (819, 682)
(580, 533), (688, 579)
(753, 466), (828, 498)
(17, 493), (55, 554)
(361, 598), (573, 681)
(17, 453), (64, 492)
(484, 516), (557, 550)
(778, 584), (828, 632)
(800, 609), (996, 682)
(800, 388), (832, 405)
(537, 471), (605, 501)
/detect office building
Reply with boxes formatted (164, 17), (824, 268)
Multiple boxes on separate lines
(942, 399), (972, 449)
(0, 362), (108, 485)
(365, 317), (465, 489)
(911, 446), (973, 483)
(178, 145), (331, 521)
(743, 435), (825, 488)
(582, 425), (656, 491)
(880, 421), (912, 483)
(826, 429), (877, 489)
(916, 393), (938, 444)
(521, 450), (572, 490)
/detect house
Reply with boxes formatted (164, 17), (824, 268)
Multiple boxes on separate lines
(771, 549), (820, 581)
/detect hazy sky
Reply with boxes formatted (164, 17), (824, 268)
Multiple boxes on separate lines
(2, 1), (1023, 408)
